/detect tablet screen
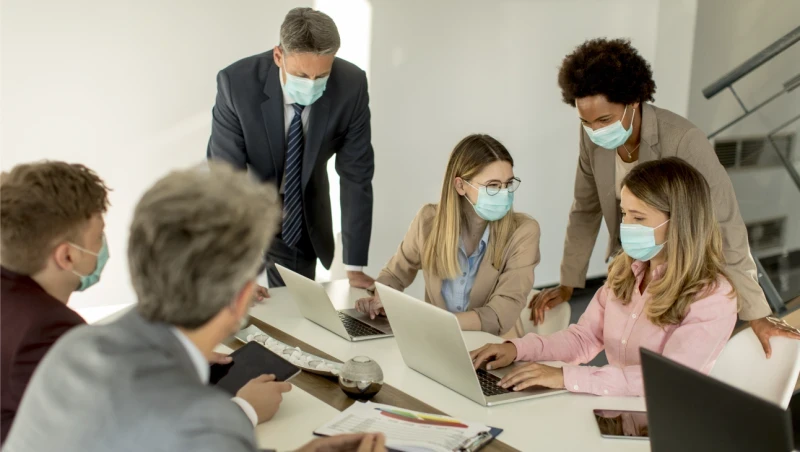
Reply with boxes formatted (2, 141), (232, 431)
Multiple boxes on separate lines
(210, 342), (301, 396)
(593, 409), (649, 440)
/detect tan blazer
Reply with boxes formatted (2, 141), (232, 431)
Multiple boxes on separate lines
(560, 103), (770, 320)
(377, 204), (541, 336)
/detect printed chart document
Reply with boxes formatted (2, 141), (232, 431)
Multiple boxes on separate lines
(314, 401), (501, 452)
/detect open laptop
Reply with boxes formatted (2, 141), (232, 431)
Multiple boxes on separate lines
(276, 264), (393, 341)
(376, 283), (566, 407)
(641, 348), (795, 452)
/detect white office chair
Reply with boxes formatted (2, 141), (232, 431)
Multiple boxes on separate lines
(709, 327), (800, 409)
(517, 289), (572, 337)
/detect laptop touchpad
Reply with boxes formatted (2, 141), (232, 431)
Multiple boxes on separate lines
(341, 308), (392, 331)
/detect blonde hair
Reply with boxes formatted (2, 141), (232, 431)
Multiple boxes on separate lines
(422, 134), (518, 279)
(607, 157), (735, 327)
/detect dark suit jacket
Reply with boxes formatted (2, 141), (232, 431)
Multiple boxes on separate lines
(207, 50), (374, 268)
(0, 267), (85, 443)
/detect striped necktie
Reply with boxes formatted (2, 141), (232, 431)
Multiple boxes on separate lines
(282, 103), (305, 248)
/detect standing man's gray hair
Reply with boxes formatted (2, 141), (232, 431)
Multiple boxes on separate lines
(130, 162), (280, 329)
(280, 7), (340, 55)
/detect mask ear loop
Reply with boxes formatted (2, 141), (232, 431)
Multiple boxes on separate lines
(653, 218), (670, 247)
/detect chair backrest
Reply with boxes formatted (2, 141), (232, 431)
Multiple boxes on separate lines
(709, 327), (800, 409)
(518, 290), (572, 337)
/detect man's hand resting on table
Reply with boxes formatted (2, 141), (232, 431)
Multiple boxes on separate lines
(251, 284), (270, 305)
(236, 374), (292, 424)
(347, 271), (375, 289)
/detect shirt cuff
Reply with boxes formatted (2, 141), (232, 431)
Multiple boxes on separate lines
(344, 265), (363, 272)
(562, 365), (591, 394)
(231, 397), (258, 427)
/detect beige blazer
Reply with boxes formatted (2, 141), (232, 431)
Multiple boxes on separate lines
(560, 103), (770, 320)
(377, 204), (541, 336)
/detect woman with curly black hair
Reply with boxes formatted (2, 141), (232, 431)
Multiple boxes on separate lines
(528, 38), (799, 355)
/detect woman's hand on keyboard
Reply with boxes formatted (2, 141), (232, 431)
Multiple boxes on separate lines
(470, 343), (517, 371)
(499, 363), (565, 391)
(355, 295), (385, 319)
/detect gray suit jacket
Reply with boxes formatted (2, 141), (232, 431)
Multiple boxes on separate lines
(3, 311), (259, 452)
(207, 50), (374, 268)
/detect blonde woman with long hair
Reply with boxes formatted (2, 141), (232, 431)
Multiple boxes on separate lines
(471, 158), (738, 396)
(355, 134), (540, 336)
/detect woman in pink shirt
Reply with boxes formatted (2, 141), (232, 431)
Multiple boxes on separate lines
(470, 157), (738, 397)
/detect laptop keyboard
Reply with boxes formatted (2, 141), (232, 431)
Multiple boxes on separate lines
(477, 369), (513, 396)
(338, 312), (386, 337)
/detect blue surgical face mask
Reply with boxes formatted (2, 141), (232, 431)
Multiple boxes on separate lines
(583, 105), (635, 150)
(464, 181), (514, 221)
(69, 234), (109, 292)
(619, 219), (669, 261)
(282, 67), (328, 106)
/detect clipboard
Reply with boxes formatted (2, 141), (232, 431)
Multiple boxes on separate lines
(314, 401), (503, 452)
(454, 427), (504, 452)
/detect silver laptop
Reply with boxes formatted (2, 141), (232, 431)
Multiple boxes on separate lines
(376, 283), (566, 406)
(276, 264), (393, 341)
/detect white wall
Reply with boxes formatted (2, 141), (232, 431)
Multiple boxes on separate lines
(1, 0), (311, 308)
(686, 0), (800, 256)
(1, 0), (699, 309)
(365, 0), (697, 294)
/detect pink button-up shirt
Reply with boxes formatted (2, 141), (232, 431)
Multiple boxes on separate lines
(510, 261), (738, 396)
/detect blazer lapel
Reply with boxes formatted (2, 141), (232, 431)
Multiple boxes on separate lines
(261, 65), (286, 178)
(468, 248), (500, 311)
(302, 96), (330, 188)
(638, 103), (660, 163)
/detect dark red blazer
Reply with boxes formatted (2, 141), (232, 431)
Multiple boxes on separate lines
(1, 267), (85, 443)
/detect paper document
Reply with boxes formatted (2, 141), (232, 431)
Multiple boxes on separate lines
(314, 401), (497, 452)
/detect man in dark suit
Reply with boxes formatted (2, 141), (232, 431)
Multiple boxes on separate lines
(0, 162), (110, 443)
(208, 7), (375, 291)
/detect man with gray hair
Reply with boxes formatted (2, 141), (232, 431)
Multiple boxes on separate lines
(208, 7), (375, 293)
(3, 164), (385, 452)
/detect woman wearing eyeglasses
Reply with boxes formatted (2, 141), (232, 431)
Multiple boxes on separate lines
(355, 134), (537, 336)
(527, 38), (799, 356)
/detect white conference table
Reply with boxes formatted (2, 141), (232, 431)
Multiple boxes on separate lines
(246, 280), (650, 452)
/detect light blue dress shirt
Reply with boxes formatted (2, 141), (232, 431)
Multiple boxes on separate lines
(441, 226), (490, 313)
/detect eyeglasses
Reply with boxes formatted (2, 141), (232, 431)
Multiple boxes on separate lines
(468, 177), (522, 196)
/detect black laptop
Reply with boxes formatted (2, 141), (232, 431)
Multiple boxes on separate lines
(641, 348), (795, 452)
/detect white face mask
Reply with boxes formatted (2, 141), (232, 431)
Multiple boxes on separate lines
(281, 66), (328, 106)
(583, 105), (635, 150)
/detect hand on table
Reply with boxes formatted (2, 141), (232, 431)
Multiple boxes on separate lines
(355, 295), (385, 320)
(498, 362), (565, 391)
(529, 285), (573, 326)
(470, 343), (517, 370)
(251, 284), (270, 305)
(236, 374), (292, 424)
(296, 433), (387, 452)
(750, 316), (800, 358)
(347, 271), (375, 289)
